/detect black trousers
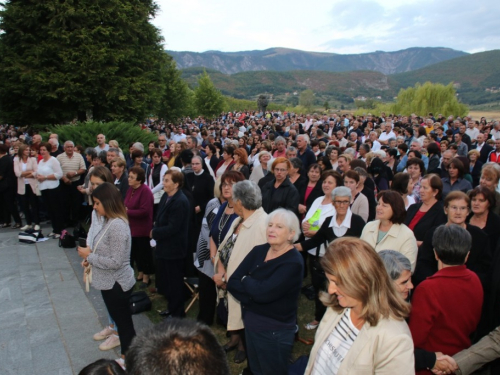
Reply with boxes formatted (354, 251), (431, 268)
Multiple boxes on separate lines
(41, 187), (65, 234)
(310, 255), (327, 322)
(131, 237), (155, 275)
(19, 185), (40, 225)
(60, 180), (82, 224)
(197, 271), (217, 326)
(0, 187), (22, 225)
(101, 282), (136, 355)
(156, 258), (185, 317)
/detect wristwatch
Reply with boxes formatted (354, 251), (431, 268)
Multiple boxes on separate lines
(221, 274), (226, 283)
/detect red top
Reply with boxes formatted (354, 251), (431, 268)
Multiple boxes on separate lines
(408, 209), (426, 231)
(409, 265), (483, 375)
(304, 185), (314, 205)
(124, 183), (154, 237)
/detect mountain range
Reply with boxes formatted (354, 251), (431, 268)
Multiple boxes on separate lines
(176, 49), (500, 106)
(168, 47), (467, 75)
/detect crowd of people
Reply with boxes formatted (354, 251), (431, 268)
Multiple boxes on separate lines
(2, 110), (500, 374)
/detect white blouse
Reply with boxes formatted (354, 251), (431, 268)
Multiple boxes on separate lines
(36, 157), (62, 191)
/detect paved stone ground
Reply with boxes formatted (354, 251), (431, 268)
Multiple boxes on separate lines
(0, 223), (153, 375)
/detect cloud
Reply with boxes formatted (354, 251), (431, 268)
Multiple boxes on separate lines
(321, 0), (500, 53)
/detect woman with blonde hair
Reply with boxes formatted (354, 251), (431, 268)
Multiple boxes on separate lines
(304, 237), (414, 375)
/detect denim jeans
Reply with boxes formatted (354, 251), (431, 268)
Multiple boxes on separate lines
(245, 326), (296, 375)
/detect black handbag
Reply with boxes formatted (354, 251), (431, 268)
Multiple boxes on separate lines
(59, 230), (76, 248)
(129, 291), (152, 314)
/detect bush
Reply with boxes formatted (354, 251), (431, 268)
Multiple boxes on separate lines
(42, 121), (157, 149)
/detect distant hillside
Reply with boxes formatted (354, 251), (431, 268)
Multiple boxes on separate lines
(181, 67), (398, 104)
(170, 47), (467, 75)
(392, 50), (500, 104)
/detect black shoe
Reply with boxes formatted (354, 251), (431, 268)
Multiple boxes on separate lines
(223, 343), (238, 353)
(139, 280), (151, 289)
(234, 350), (246, 364)
(158, 309), (171, 317)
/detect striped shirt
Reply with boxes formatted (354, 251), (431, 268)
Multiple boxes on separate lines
(312, 308), (359, 375)
(57, 152), (86, 182)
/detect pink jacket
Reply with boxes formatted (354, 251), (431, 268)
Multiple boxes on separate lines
(13, 156), (39, 195)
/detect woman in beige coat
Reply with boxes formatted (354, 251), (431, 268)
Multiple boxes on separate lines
(305, 237), (414, 375)
(360, 190), (418, 271)
(14, 144), (40, 230)
(213, 180), (268, 364)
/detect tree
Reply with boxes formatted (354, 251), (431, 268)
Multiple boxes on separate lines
(299, 89), (314, 110)
(157, 55), (193, 123)
(0, 0), (166, 124)
(323, 100), (329, 111)
(391, 82), (468, 117)
(193, 70), (225, 119)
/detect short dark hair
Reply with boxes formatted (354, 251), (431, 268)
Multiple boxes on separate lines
(449, 158), (465, 178)
(468, 185), (496, 210)
(180, 149), (194, 164)
(422, 173), (443, 200)
(206, 144), (216, 154)
(391, 172), (411, 195)
(432, 224), (472, 265)
(398, 143), (408, 154)
(78, 359), (126, 375)
(129, 166), (146, 184)
(132, 150), (144, 159)
(321, 170), (343, 187)
(125, 319), (230, 375)
(406, 157), (425, 174)
(223, 145), (235, 156)
(377, 190), (406, 224)
(165, 169), (184, 189)
(344, 170), (360, 183)
(219, 170), (245, 195)
(427, 142), (441, 156)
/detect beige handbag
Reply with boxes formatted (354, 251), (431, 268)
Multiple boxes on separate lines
(83, 220), (114, 292)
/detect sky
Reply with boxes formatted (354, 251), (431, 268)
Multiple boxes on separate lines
(152, 0), (499, 54)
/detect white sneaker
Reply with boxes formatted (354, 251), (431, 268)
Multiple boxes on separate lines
(93, 326), (116, 341)
(20, 225), (32, 231)
(99, 334), (120, 351)
(34, 225), (41, 231)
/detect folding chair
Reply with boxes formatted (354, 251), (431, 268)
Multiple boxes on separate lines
(184, 277), (200, 313)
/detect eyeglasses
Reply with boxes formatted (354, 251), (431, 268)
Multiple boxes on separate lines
(334, 200), (350, 205)
(222, 183), (234, 188)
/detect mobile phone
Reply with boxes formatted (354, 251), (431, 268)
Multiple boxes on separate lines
(78, 237), (87, 248)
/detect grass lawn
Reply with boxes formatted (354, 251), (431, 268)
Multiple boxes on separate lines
(136, 275), (317, 375)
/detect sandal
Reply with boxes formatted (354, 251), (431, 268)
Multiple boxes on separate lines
(11, 223), (22, 229)
(304, 321), (319, 330)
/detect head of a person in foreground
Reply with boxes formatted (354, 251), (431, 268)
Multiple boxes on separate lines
(320, 237), (411, 326)
(125, 318), (230, 375)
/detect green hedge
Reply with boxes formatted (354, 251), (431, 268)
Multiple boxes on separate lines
(42, 121), (157, 149)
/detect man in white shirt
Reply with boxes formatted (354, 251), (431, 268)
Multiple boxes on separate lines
(378, 124), (396, 145)
(172, 127), (187, 143)
(369, 132), (381, 152)
(465, 120), (480, 145)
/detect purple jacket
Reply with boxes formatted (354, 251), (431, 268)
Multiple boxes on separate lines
(124, 183), (154, 238)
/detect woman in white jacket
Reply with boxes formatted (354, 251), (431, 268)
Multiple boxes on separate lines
(14, 144), (40, 230)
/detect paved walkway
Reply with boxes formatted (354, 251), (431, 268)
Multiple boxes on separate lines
(0, 224), (152, 375)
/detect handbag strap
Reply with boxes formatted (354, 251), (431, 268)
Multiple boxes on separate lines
(90, 219), (115, 255)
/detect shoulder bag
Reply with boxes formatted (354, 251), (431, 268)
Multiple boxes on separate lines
(83, 219), (114, 292)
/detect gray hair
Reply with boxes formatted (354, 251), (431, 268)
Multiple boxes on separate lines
(396, 135), (405, 141)
(232, 180), (262, 210)
(85, 147), (97, 158)
(432, 224), (472, 265)
(289, 157), (303, 170)
(343, 148), (356, 157)
(258, 151), (272, 161)
(297, 134), (310, 144)
(286, 146), (297, 154)
(108, 147), (120, 155)
(379, 250), (412, 281)
(64, 140), (74, 147)
(267, 208), (300, 242)
(369, 131), (378, 137)
(132, 142), (144, 152)
(331, 186), (351, 200)
(374, 150), (387, 159)
(388, 137), (396, 143)
(192, 155), (203, 164)
(275, 136), (286, 145)
(354, 167), (369, 179)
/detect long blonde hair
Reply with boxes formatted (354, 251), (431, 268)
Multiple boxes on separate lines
(320, 237), (410, 326)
